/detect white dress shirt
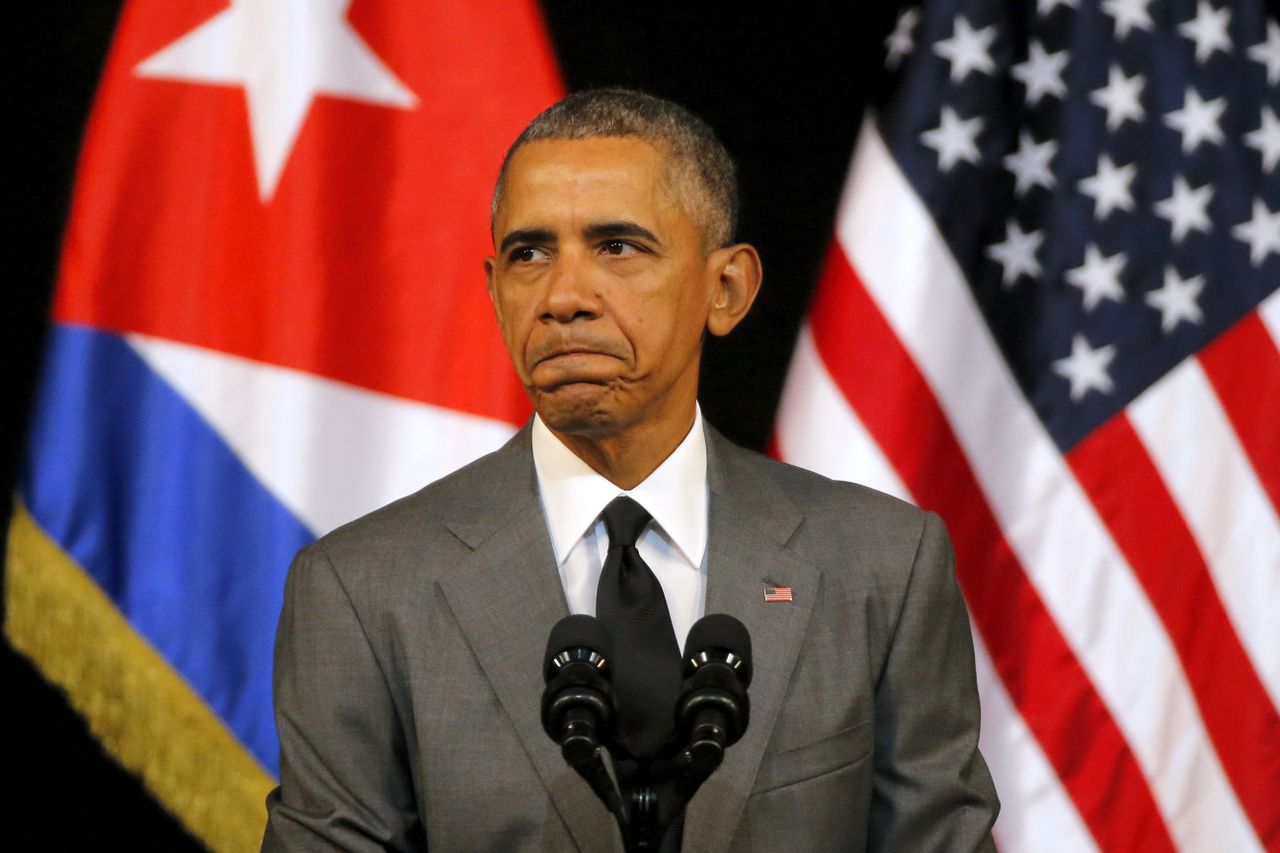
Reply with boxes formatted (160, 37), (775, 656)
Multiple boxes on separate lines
(531, 406), (709, 651)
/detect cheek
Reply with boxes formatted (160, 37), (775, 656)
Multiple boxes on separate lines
(627, 303), (701, 363)
(509, 316), (535, 356)
(497, 288), (528, 326)
(494, 295), (532, 354)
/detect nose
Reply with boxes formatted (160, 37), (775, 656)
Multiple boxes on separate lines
(540, 249), (602, 324)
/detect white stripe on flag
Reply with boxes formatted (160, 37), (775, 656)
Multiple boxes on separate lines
(128, 333), (517, 536)
(775, 325), (911, 502)
(973, 632), (1099, 853)
(1259, 289), (1280, 351)
(1129, 356), (1280, 708)
(833, 119), (1259, 852)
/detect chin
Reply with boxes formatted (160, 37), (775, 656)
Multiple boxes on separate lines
(535, 386), (626, 437)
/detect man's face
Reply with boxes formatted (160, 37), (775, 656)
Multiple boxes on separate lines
(486, 136), (720, 438)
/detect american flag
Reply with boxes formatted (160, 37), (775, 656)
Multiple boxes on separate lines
(775, 0), (1279, 850)
(764, 581), (795, 602)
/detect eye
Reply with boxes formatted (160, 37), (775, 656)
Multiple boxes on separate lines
(601, 240), (641, 257)
(509, 246), (549, 263)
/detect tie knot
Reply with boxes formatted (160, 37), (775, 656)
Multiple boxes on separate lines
(601, 495), (651, 549)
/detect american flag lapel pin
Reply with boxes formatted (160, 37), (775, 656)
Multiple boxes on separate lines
(763, 577), (793, 603)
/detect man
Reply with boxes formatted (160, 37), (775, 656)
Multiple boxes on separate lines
(263, 89), (998, 852)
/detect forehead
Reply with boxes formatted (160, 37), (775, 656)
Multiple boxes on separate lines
(497, 137), (686, 226)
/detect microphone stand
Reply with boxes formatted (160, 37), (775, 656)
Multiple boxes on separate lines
(610, 733), (729, 851)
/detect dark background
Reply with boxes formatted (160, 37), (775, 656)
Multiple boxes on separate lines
(3, 2), (899, 846)
(8, 1), (1277, 848)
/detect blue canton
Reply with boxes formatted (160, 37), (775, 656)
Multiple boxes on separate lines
(877, 0), (1280, 450)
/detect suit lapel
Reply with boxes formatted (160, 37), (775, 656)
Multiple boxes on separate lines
(683, 428), (821, 853)
(437, 428), (623, 853)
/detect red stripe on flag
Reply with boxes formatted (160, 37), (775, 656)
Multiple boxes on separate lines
(1069, 414), (1280, 847)
(809, 243), (1176, 852)
(1198, 311), (1280, 518)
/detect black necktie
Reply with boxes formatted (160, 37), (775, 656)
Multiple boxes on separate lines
(595, 495), (683, 758)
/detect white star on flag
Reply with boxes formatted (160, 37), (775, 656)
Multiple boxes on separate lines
(1053, 333), (1117, 400)
(885, 8), (920, 70)
(1244, 106), (1280, 172)
(1145, 267), (1205, 333)
(1037, 0), (1079, 16)
(1154, 176), (1214, 243)
(1003, 130), (1057, 196)
(933, 16), (998, 83)
(1164, 87), (1226, 154)
(1178, 1), (1233, 63)
(1101, 0), (1154, 39)
(1079, 153), (1136, 221)
(1066, 244), (1127, 311)
(1248, 20), (1280, 84)
(986, 221), (1044, 287)
(1232, 199), (1280, 266)
(1090, 66), (1146, 131)
(1012, 41), (1069, 106)
(921, 107), (983, 172)
(137, 0), (419, 201)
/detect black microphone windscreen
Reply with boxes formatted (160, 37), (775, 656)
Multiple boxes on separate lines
(544, 614), (613, 677)
(684, 613), (752, 685)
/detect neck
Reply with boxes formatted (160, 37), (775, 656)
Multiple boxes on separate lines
(549, 406), (697, 490)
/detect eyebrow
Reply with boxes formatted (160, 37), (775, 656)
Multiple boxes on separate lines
(498, 227), (555, 255)
(583, 221), (661, 246)
(497, 221), (663, 256)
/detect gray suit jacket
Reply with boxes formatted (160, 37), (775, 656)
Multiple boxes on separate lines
(263, 423), (998, 852)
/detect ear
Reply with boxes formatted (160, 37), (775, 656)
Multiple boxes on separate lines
(705, 243), (763, 337)
(484, 255), (504, 330)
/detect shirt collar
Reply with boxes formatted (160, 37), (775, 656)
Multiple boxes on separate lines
(531, 406), (708, 568)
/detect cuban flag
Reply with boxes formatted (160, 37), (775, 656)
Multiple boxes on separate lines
(776, 0), (1279, 850)
(8, 2), (561, 848)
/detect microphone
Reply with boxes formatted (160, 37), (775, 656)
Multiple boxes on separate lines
(541, 614), (622, 813)
(542, 613), (752, 852)
(676, 614), (753, 777)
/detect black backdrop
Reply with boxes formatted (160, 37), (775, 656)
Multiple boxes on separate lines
(8, 1), (1278, 848)
(3, 2), (899, 846)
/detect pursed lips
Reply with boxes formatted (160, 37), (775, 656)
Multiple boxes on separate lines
(529, 343), (625, 388)
(531, 341), (624, 367)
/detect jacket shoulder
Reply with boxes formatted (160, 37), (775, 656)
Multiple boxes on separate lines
(713, 433), (929, 535)
(298, 428), (533, 569)
(708, 431), (943, 599)
(761, 451), (921, 521)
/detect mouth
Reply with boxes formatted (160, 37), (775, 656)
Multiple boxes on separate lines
(529, 344), (624, 390)
(537, 347), (605, 365)
(531, 338), (625, 367)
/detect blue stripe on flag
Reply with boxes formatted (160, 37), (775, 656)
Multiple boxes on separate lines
(21, 324), (314, 774)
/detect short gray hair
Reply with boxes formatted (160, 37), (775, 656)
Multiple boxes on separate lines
(491, 88), (739, 250)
